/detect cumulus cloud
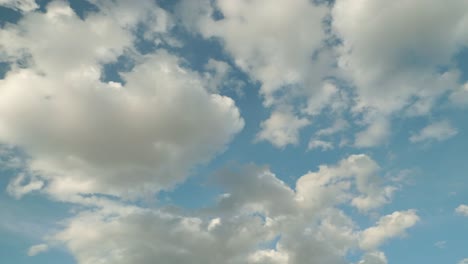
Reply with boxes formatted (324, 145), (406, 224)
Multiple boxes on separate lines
(455, 204), (468, 216)
(333, 0), (468, 115)
(187, 0), (330, 106)
(0, 1), (243, 199)
(47, 155), (416, 264)
(256, 110), (310, 148)
(27, 244), (49, 256)
(360, 210), (420, 250)
(410, 120), (458, 143)
(331, 0), (468, 146)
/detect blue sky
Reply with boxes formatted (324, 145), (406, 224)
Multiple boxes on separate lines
(0, 0), (468, 263)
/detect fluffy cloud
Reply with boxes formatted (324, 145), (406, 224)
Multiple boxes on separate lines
(191, 0), (330, 107)
(455, 204), (468, 216)
(296, 154), (395, 212)
(0, 0), (37, 12)
(256, 110), (310, 148)
(459, 258), (468, 264)
(46, 155), (417, 264)
(360, 210), (420, 250)
(333, 0), (468, 144)
(410, 120), (458, 143)
(0, 1), (243, 199)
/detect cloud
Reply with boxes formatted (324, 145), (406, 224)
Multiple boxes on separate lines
(333, 0), (468, 115)
(187, 0), (330, 107)
(459, 258), (468, 264)
(0, 0), (37, 12)
(0, 1), (243, 199)
(358, 251), (387, 264)
(354, 118), (390, 148)
(256, 110), (310, 148)
(308, 139), (334, 151)
(296, 154), (395, 212)
(455, 204), (468, 216)
(410, 120), (458, 143)
(43, 155), (417, 264)
(434, 241), (447, 249)
(27, 243), (49, 256)
(360, 210), (420, 250)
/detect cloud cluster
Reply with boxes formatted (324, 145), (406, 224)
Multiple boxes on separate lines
(0, 1), (428, 263)
(178, 0), (468, 148)
(0, 1), (243, 199)
(49, 155), (417, 264)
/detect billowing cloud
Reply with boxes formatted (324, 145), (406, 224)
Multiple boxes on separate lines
(455, 204), (468, 216)
(360, 210), (420, 250)
(47, 155), (417, 264)
(410, 120), (458, 143)
(0, 1), (243, 199)
(256, 110), (310, 148)
(332, 0), (468, 144)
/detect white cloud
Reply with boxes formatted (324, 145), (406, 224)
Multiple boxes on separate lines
(455, 204), (468, 216)
(331, 0), (468, 146)
(296, 154), (395, 212)
(410, 120), (458, 143)
(308, 139), (334, 151)
(0, 1), (243, 199)
(358, 251), (387, 264)
(42, 155), (417, 264)
(459, 258), (468, 264)
(333, 0), (468, 115)
(354, 118), (391, 148)
(27, 243), (49, 256)
(190, 0), (330, 107)
(256, 110), (310, 148)
(0, 0), (37, 12)
(360, 210), (420, 250)
(6, 173), (44, 199)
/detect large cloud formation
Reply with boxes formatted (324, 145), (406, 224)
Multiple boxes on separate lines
(0, 1), (426, 263)
(51, 155), (417, 264)
(0, 1), (243, 199)
(180, 0), (468, 148)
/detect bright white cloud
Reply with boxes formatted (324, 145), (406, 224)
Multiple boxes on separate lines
(360, 210), (420, 250)
(27, 243), (49, 256)
(410, 120), (458, 143)
(191, 0), (330, 107)
(455, 204), (468, 216)
(47, 155), (416, 264)
(296, 154), (395, 212)
(256, 110), (310, 148)
(0, 1), (243, 199)
(333, 0), (468, 115)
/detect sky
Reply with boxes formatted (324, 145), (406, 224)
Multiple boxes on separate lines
(0, 0), (467, 263)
